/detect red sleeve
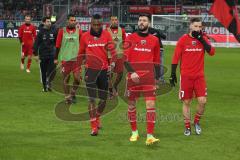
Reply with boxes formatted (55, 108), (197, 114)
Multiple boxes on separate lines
(122, 28), (126, 41)
(79, 32), (87, 55)
(203, 36), (215, 56)
(78, 32), (87, 65)
(32, 26), (37, 40)
(79, 29), (82, 42)
(18, 25), (23, 41)
(124, 34), (132, 62)
(172, 38), (184, 64)
(153, 37), (160, 64)
(56, 29), (63, 48)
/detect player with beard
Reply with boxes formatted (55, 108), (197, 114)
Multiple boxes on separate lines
(124, 13), (160, 145)
(33, 16), (57, 92)
(106, 16), (126, 98)
(18, 15), (37, 73)
(79, 14), (116, 136)
(54, 14), (83, 104)
(169, 18), (215, 136)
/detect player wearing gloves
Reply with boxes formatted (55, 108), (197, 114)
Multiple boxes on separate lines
(124, 13), (160, 145)
(170, 18), (215, 136)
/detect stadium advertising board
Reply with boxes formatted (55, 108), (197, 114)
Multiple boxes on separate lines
(76, 17), (108, 31)
(0, 21), (41, 38)
(88, 6), (111, 18)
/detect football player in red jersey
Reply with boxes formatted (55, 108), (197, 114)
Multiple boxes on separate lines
(18, 15), (37, 73)
(54, 14), (83, 104)
(79, 14), (116, 136)
(106, 16), (126, 98)
(170, 18), (215, 136)
(124, 13), (160, 145)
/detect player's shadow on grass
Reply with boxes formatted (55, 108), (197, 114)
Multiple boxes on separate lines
(52, 65), (172, 121)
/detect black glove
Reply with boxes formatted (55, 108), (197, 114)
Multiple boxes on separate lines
(169, 73), (177, 87)
(192, 30), (203, 40)
(192, 31), (212, 53)
(169, 64), (177, 87)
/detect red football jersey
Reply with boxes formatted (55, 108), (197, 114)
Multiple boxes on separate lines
(124, 32), (160, 85)
(56, 27), (82, 48)
(79, 30), (116, 70)
(18, 23), (36, 45)
(172, 34), (215, 76)
(124, 32), (160, 66)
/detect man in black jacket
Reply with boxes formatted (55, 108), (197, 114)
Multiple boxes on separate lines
(33, 16), (57, 92)
(148, 27), (166, 82)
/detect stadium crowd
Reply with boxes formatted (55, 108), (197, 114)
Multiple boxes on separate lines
(0, 0), (52, 20)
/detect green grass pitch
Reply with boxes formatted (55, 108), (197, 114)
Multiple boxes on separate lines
(0, 39), (240, 160)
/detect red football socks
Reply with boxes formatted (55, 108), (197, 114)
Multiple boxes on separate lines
(146, 108), (156, 134)
(128, 107), (137, 131)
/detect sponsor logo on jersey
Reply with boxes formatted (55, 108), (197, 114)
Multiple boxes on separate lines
(88, 43), (105, 47)
(185, 48), (202, 52)
(134, 47), (151, 52)
(65, 36), (77, 42)
(23, 30), (32, 33)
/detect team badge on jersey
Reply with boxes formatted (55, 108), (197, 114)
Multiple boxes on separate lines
(141, 40), (146, 45)
(192, 41), (197, 46)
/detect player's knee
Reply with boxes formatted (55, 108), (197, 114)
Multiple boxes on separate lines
(128, 105), (135, 110)
(118, 72), (123, 78)
(183, 100), (191, 106)
(198, 97), (207, 106)
(146, 100), (155, 108)
(74, 78), (80, 85)
(99, 99), (106, 105)
(128, 101), (136, 109)
(88, 97), (96, 104)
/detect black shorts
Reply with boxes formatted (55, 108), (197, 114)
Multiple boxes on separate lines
(85, 68), (108, 101)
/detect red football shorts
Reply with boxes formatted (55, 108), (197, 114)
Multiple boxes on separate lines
(21, 44), (33, 56)
(179, 75), (207, 100)
(113, 58), (124, 73)
(126, 85), (156, 101)
(61, 61), (81, 75)
(126, 73), (156, 101)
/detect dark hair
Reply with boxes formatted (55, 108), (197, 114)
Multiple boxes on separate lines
(190, 17), (201, 24)
(67, 13), (75, 20)
(139, 13), (151, 21)
(42, 16), (51, 22)
(92, 14), (102, 20)
(25, 14), (31, 18)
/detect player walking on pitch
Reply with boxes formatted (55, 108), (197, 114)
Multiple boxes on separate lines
(124, 13), (160, 145)
(169, 18), (215, 136)
(18, 15), (37, 73)
(106, 15), (126, 97)
(79, 14), (116, 136)
(54, 14), (82, 104)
